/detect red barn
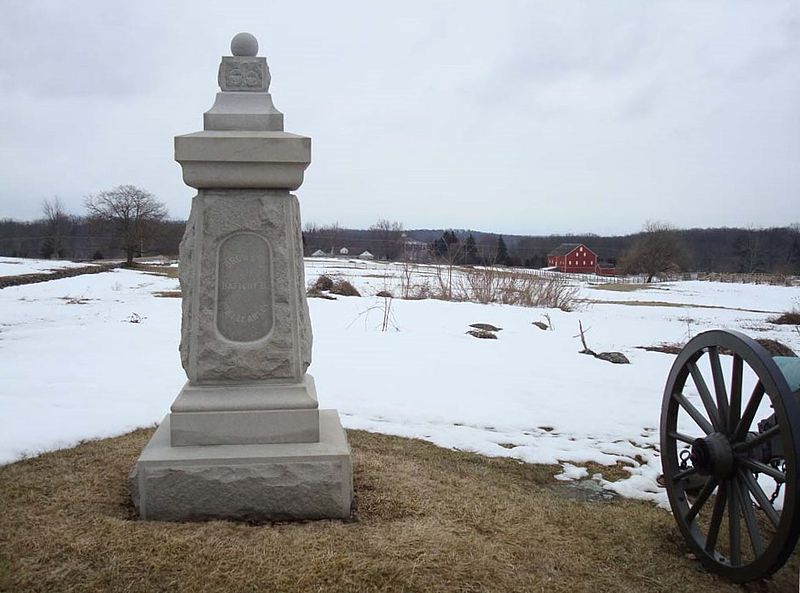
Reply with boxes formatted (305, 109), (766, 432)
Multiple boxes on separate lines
(547, 243), (598, 274)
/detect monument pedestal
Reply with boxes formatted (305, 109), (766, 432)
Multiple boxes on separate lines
(129, 33), (353, 522)
(130, 411), (352, 521)
(169, 375), (321, 446)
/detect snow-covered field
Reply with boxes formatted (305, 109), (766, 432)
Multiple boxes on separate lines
(1, 256), (798, 507)
(0, 256), (97, 276)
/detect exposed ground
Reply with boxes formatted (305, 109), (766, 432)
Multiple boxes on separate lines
(1, 429), (798, 593)
(581, 298), (779, 314)
(0, 263), (115, 289)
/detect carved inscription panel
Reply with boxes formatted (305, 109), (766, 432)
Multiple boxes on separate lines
(218, 57), (269, 92)
(217, 232), (273, 342)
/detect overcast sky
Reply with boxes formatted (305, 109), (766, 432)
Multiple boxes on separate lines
(0, 1), (798, 235)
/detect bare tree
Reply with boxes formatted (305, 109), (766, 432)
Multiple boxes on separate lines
(368, 219), (404, 260)
(619, 221), (690, 282)
(84, 185), (167, 266)
(734, 226), (764, 273)
(40, 197), (69, 259)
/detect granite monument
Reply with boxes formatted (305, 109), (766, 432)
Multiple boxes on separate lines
(129, 33), (353, 521)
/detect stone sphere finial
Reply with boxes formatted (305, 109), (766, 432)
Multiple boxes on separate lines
(231, 32), (258, 57)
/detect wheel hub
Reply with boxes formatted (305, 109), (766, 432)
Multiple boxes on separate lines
(691, 432), (734, 479)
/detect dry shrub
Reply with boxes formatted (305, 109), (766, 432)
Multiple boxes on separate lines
(456, 267), (579, 311)
(312, 274), (334, 292)
(433, 264), (457, 301)
(330, 279), (360, 297)
(405, 282), (432, 300)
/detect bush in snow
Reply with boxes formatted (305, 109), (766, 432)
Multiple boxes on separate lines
(330, 279), (360, 297)
(311, 274), (334, 292)
(452, 266), (579, 311)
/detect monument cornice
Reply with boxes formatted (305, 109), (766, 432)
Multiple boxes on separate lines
(175, 131), (311, 190)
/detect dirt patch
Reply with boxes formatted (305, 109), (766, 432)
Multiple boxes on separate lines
(1, 429), (798, 592)
(0, 263), (118, 289)
(548, 479), (619, 503)
(152, 290), (182, 298)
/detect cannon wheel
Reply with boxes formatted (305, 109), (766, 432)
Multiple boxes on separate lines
(660, 329), (800, 582)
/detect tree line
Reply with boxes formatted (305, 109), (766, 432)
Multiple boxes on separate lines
(1, 188), (798, 276)
(0, 186), (183, 264)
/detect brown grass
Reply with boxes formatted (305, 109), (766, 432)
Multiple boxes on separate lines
(637, 343), (684, 355)
(590, 283), (654, 292)
(132, 264), (179, 278)
(1, 429), (798, 593)
(584, 299), (777, 314)
(581, 460), (635, 482)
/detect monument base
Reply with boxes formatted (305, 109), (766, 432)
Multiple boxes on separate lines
(129, 410), (353, 521)
(170, 375), (321, 446)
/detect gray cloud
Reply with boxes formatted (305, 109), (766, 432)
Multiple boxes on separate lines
(0, 0), (798, 235)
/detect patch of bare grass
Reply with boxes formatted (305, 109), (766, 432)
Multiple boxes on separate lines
(637, 343), (683, 355)
(581, 460), (635, 482)
(770, 311), (800, 326)
(586, 299), (776, 314)
(1, 430), (798, 592)
(590, 283), (653, 292)
(132, 263), (178, 278)
(152, 290), (182, 298)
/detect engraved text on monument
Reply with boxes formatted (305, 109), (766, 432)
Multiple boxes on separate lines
(217, 232), (273, 342)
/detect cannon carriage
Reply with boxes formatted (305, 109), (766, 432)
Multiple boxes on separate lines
(660, 329), (800, 582)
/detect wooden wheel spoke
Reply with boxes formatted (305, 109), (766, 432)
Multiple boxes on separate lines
(740, 469), (780, 528)
(728, 481), (741, 565)
(741, 458), (786, 483)
(673, 391), (714, 435)
(733, 425), (780, 453)
(685, 478), (718, 524)
(668, 431), (696, 445)
(735, 477), (765, 557)
(729, 354), (743, 431)
(706, 483), (727, 552)
(733, 382), (765, 441)
(688, 361), (722, 431)
(708, 347), (730, 431)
